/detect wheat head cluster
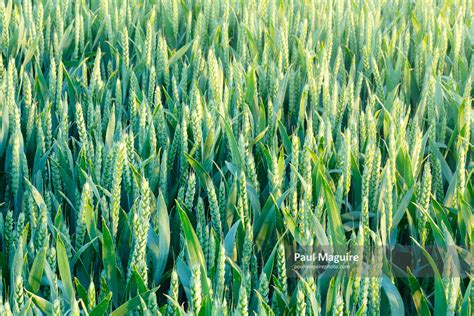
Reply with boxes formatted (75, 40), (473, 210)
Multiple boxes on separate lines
(0, 0), (472, 315)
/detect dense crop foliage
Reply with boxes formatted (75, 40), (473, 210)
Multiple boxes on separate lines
(0, 0), (472, 315)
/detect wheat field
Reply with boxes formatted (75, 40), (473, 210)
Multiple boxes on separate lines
(0, 0), (472, 315)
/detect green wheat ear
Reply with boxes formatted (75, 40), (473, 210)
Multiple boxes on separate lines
(191, 264), (202, 314)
